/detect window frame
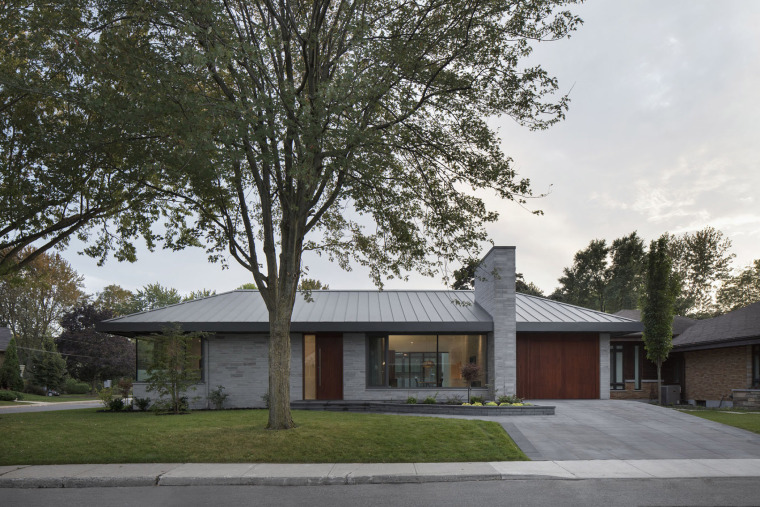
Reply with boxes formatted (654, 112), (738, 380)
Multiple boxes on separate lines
(610, 343), (625, 390)
(135, 335), (205, 383)
(365, 333), (488, 389)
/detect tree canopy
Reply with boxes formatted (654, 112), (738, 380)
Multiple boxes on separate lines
(716, 259), (760, 313)
(12, 0), (582, 429)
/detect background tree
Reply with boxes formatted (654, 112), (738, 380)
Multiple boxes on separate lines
(0, 336), (23, 391)
(605, 232), (646, 311)
(0, 1), (167, 277)
(451, 259), (544, 296)
(95, 285), (136, 317)
(516, 274), (544, 297)
(641, 236), (679, 405)
(298, 279), (329, 291)
(56, 303), (135, 391)
(145, 324), (203, 415)
(237, 283), (258, 290)
(552, 239), (610, 310)
(716, 259), (760, 313)
(92, 0), (582, 429)
(30, 335), (67, 393)
(0, 249), (84, 366)
(668, 227), (735, 317)
(184, 289), (217, 301)
(131, 283), (182, 313)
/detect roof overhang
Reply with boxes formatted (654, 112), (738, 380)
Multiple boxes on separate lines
(97, 320), (493, 337)
(674, 336), (760, 352)
(516, 321), (644, 334)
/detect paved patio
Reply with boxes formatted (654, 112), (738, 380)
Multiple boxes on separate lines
(500, 400), (760, 461)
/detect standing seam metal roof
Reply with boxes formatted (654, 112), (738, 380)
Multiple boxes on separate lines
(97, 289), (641, 335)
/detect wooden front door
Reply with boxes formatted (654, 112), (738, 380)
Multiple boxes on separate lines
(517, 333), (600, 399)
(304, 334), (343, 400)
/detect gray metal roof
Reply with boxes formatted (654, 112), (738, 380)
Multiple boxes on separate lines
(613, 309), (698, 337)
(672, 301), (760, 351)
(0, 327), (11, 351)
(97, 290), (642, 336)
(516, 295), (642, 333)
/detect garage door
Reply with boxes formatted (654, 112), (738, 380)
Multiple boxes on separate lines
(517, 333), (599, 399)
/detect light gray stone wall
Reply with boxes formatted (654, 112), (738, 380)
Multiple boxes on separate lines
(341, 332), (488, 402)
(134, 333), (303, 410)
(474, 246), (517, 397)
(599, 333), (610, 400)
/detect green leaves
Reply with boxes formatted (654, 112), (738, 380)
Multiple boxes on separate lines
(641, 236), (678, 365)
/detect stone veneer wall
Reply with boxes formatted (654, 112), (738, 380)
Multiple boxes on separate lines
(474, 247), (516, 397)
(341, 332), (488, 402)
(684, 345), (752, 405)
(732, 390), (760, 408)
(133, 333), (304, 409)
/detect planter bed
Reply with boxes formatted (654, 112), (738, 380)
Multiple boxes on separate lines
(291, 400), (554, 416)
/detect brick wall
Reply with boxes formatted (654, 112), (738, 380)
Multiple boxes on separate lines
(610, 380), (657, 400)
(684, 345), (752, 403)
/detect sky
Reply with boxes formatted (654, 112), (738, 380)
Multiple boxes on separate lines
(63, 1), (760, 298)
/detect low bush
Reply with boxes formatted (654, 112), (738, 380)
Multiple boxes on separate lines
(443, 394), (463, 405)
(471, 402), (483, 406)
(470, 395), (484, 404)
(108, 397), (126, 412)
(64, 378), (91, 395)
(98, 387), (114, 408)
(422, 396), (437, 404)
(406, 396), (417, 404)
(0, 390), (18, 401)
(134, 397), (151, 411)
(209, 385), (229, 410)
(485, 401), (498, 406)
(497, 394), (523, 404)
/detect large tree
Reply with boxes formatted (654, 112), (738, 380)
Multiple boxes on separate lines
(641, 236), (679, 405)
(716, 259), (760, 313)
(668, 227), (735, 317)
(92, 0), (582, 429)
(0, 336), (23, 391)
(30, 335), (68, 392)
(0, 249), (84, 366)
(56, 303), (135, 389)
(0, 2), (168, 276)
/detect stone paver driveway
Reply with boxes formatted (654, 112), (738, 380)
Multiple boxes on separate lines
(499, 400), (760, 461)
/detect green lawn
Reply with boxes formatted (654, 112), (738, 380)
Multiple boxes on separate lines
(0, 409), (527, 465)
(681, 409), (760, 434)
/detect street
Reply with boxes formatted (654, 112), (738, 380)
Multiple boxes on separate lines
(2, 478), (759, 507)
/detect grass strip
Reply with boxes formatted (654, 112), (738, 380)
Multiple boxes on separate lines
(681, 409), (760, 434)
(0, 408), (527, 465)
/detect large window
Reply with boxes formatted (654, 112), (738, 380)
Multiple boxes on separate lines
(135, 336), (203, 382)
(753, 345), (760, 388)
(367, 334), (487, 388)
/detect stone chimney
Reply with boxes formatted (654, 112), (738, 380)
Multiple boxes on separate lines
(474, 247), (517, 397)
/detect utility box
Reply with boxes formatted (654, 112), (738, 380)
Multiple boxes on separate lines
(661, 385), (681, 405)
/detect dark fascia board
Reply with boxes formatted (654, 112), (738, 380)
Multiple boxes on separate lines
(97, 321), (493, 337)
(674, 336), (760, 352)
(516, 322), (644, 334)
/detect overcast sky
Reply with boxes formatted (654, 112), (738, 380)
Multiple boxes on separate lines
(63, 1), (760, 298)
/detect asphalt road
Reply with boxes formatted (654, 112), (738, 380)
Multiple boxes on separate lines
(0, 401), (100, 414)
(2, 478), (759, 507)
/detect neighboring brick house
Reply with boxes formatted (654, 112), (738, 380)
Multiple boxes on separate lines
(0, 327), (12, 368)
(97, 247), (642, 409)
(609, 310), (696, 401)
(672, 302), (760, 408)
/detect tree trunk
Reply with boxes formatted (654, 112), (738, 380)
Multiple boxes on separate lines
(656, 359), (662, 405)
(267, 305), (295, 430)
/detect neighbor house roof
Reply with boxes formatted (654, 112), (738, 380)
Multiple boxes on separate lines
(98, 290), (642, 336)
(613, 309), (698, 337)
(0, 327), (11, 352)
(672, 302), (760, 351)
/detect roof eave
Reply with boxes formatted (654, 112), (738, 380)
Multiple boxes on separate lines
(517, 322), (644, 334)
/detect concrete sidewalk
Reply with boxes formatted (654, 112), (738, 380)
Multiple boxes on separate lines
(2, 459), (760, 488)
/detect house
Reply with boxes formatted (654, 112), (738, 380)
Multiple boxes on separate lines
(0, 327), (11, 368)
(97, 247), (642, 408)
(609, 309), (697, 400)
(672, 301), (760, 408)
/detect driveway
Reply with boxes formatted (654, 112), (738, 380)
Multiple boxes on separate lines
(0, 400), (101, 414)
(499, 400), (760, 461)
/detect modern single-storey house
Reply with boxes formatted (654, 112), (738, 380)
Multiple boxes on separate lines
(609, 309), (697, 400)
(672, 301), (760, 408)
(98, 247), (642, 408)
